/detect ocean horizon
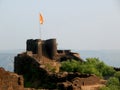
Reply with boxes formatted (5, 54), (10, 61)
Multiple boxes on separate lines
(77, 50), (120, 67)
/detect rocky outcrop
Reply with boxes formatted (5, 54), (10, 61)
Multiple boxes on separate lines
(13, 38), (106, 90)
(0, 67), (24, 90)
(56, 72), (103, 90)
(0, 66), (105, 90)
(14, 54), (50, 88)
(14, 54), (105, 89)
(0, 67), (47, 90)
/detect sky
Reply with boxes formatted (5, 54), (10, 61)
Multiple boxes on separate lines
(0, 0), (120, 50)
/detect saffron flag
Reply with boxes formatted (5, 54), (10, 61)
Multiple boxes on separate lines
(39, 13), (44, 24)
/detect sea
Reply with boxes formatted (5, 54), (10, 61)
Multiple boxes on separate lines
(0, 50), (120, 72)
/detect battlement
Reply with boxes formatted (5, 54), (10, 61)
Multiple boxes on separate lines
(26, 38), (83, 62)
(26, 38), (57, 60)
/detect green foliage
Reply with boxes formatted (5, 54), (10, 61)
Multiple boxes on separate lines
(114, 71), (120, 81)
(108, 85), (120, 90)
(60, 60), (80, 72)
(24, 82), (32, 87)
(44, 63), (56, 73)
(100, 86), (110, 90)
(60, 57), (120, 90)
(107, 77), (119, 86)
(60, 58), (115, 78)
(86, 58), (115, 76)
(100, 77), (120, 90)
(100, 85), (120, 90)
(77, 63), (101, 76)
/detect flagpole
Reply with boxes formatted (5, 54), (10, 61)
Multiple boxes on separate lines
(39, 23), (42, 39)
(38, 13), (43, 62)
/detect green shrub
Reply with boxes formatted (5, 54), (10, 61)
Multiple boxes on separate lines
(100, 86), (110, 90)
(108, 85), (120, 90)
(60, 59), (100, 75)
(114, 71), (120, 81)
(60, 58), (115, 78)
(86, 58), (115, 76)
(100, 77), (120, 90)
(60, 60), (80, 72)
(107, 77), (119, 86)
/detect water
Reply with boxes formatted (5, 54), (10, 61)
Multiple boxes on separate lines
(0, 53), (16, 71)
(0, 49), (24, 71)
(0, 50), (120, 72)
(77, 50), (120, 67)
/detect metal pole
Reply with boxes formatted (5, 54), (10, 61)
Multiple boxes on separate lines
(39, 24), (42, 39)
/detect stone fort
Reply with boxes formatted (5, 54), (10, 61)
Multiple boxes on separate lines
(26, 38), (82, 62)
(14, 38), (105, 90)
(14, 38), (83, 73)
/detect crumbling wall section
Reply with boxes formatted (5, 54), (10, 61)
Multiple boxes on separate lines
(14, 54), (51, 88)
(0, 67), (24, 90)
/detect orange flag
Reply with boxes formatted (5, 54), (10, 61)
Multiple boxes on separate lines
(39, 13), (44, 24)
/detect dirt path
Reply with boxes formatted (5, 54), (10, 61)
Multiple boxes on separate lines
(81, 84), (105, 90)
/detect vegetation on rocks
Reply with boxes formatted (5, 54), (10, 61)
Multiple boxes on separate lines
(100, 77), (120, 90)
(100, 71), (120, 90)
(60, 58), (115, 78)
(60, 57), (120, 90)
